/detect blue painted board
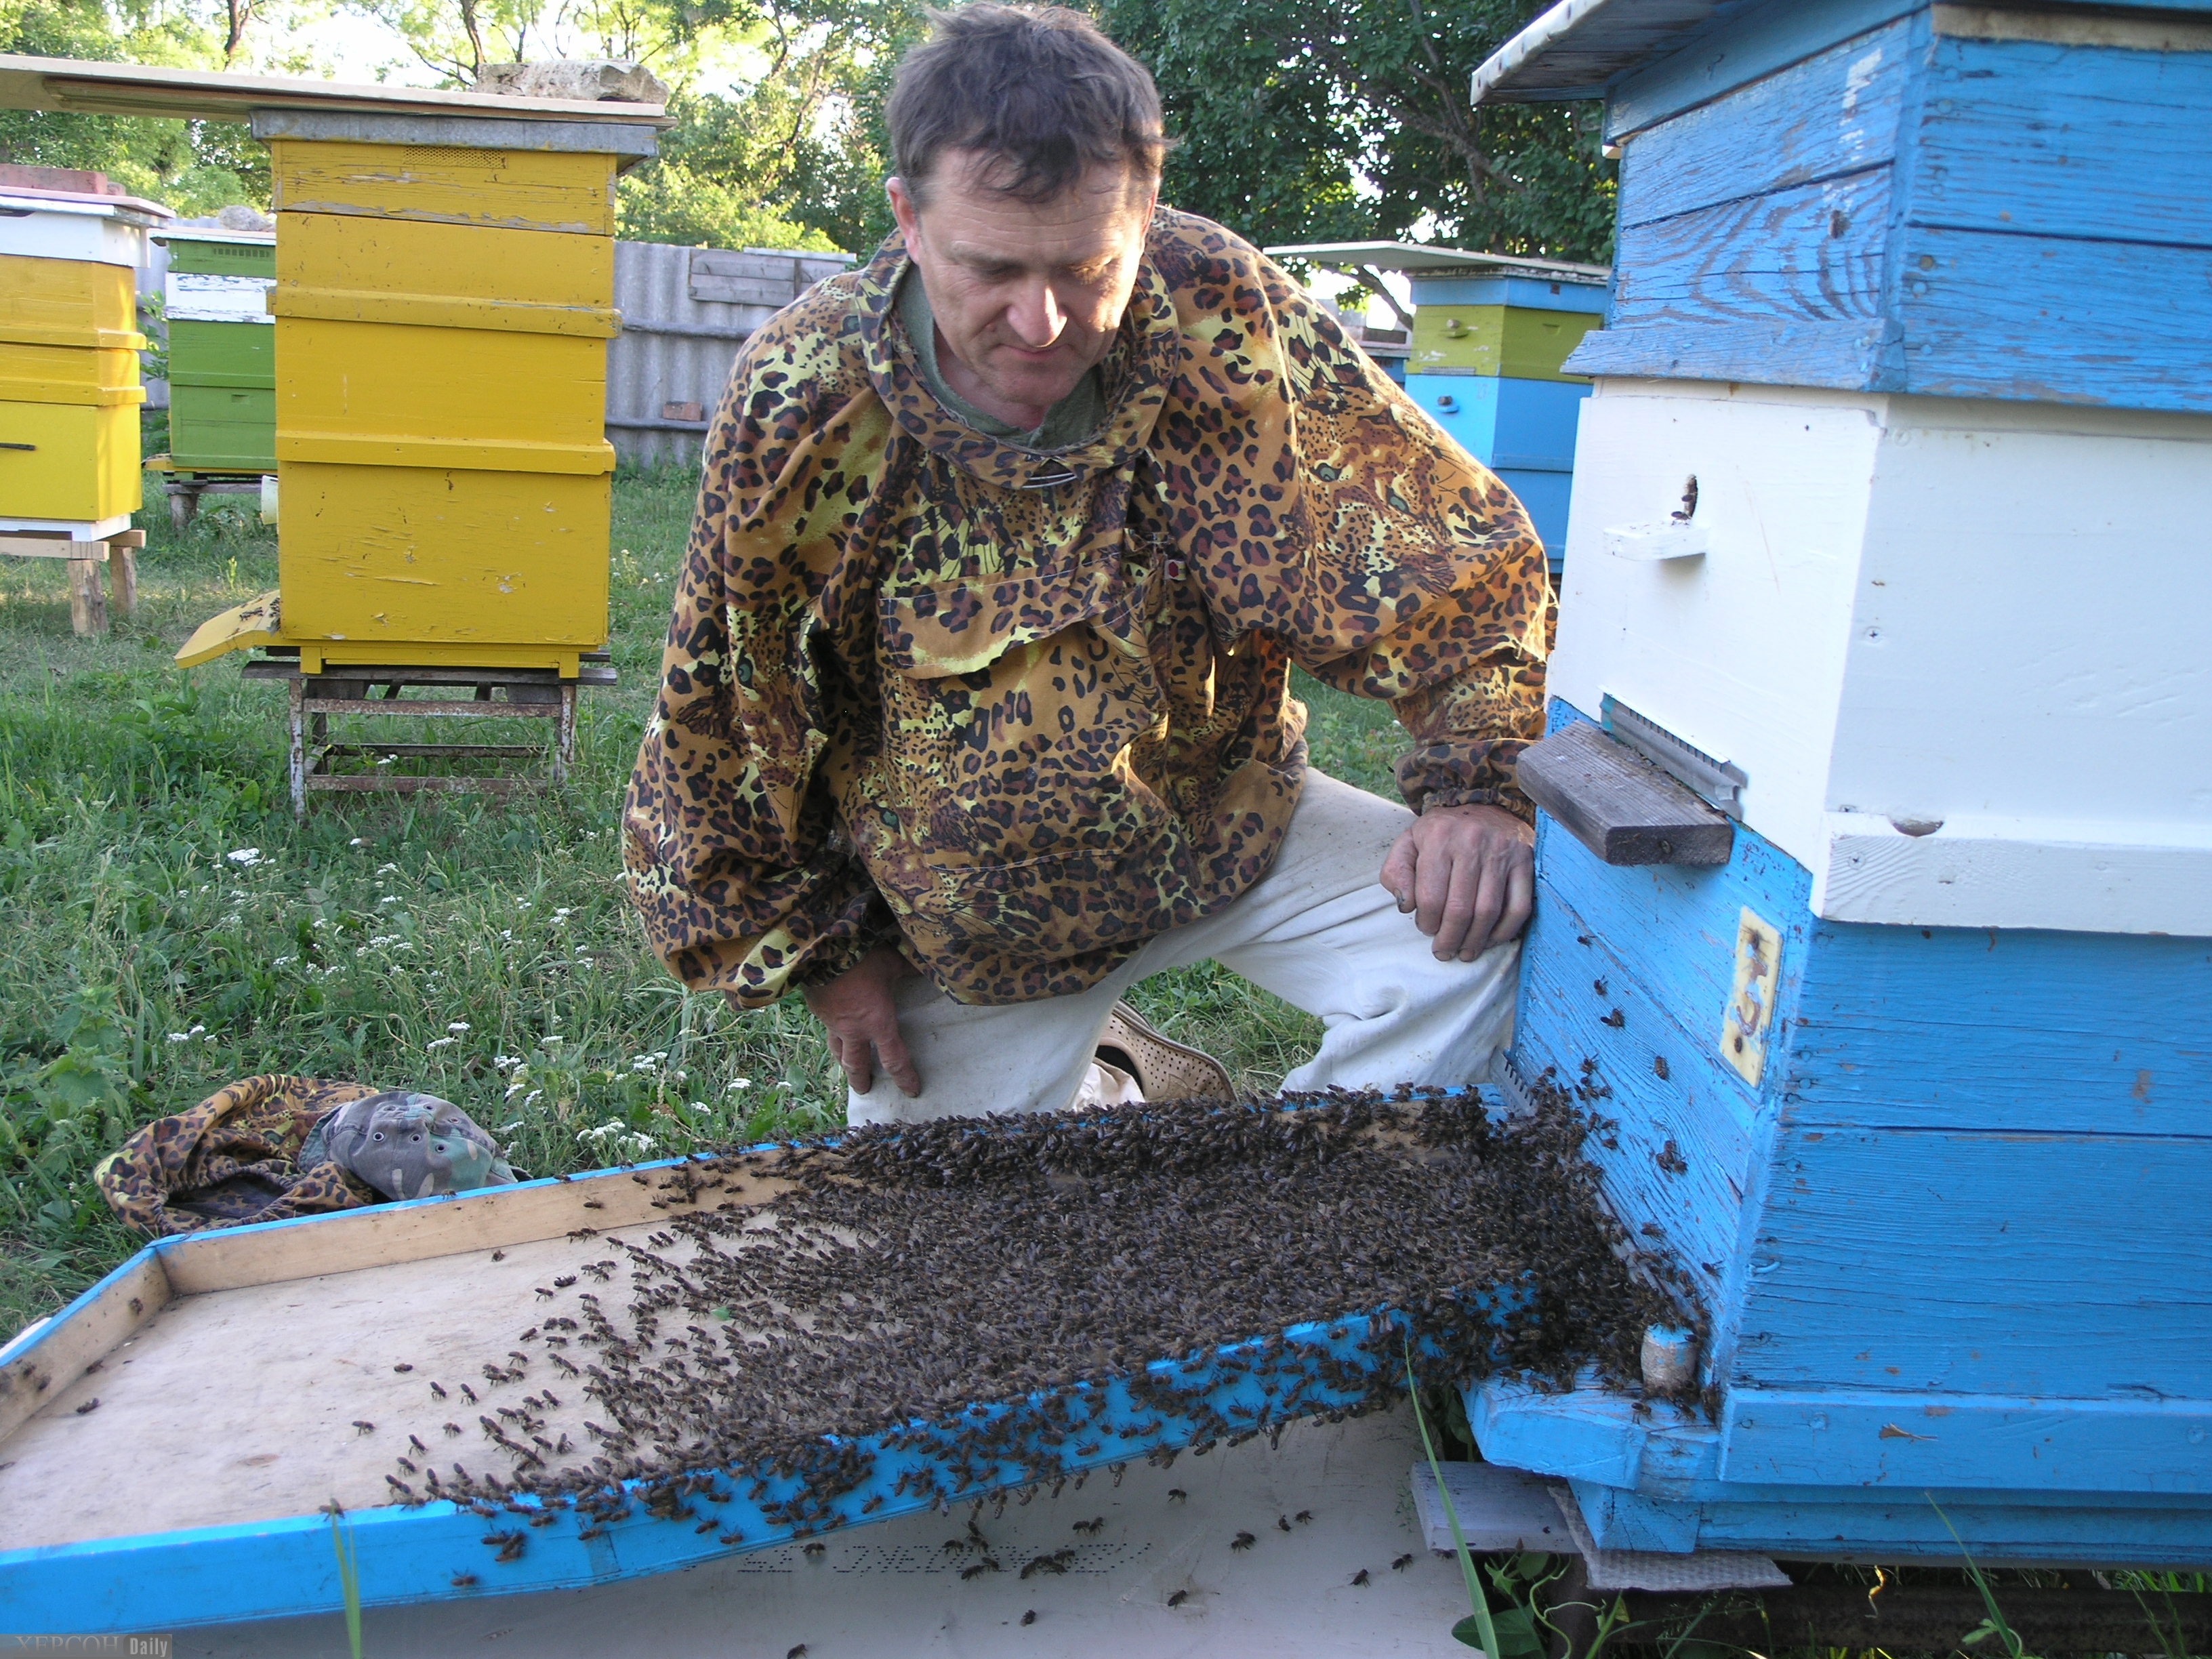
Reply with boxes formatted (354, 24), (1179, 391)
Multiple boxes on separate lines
(1408, 274), (1611, 314)
(0, 1313), (1422, 1634)
(1404, 374), (1589, 471)
(1892, 224), (2212, 412)
(1608, 166), (1893, 327)
(1473, 1382), (2212, 1562)
(1734, 1126), (2212, 1401)
(1720, 1389), (2212, 1494)
(1515, 867), (1758, 1305)
(1913, 33), (2212, 250)
(1786, 923), (2212, 1139)
(1563, 316), (1893, 388)
(1605, 0), (1922, 142)
(1616, 18), (1911, 228)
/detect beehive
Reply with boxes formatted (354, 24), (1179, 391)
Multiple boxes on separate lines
(1401, 268), (1607, 575)
(251, 123), (623, 674)
(1467, 0), (2212, 1565)
(0, 189), (159, 530)
(159, 230), (275, 474)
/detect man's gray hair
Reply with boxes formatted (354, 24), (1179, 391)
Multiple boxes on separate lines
(886, 3), (1172, 207)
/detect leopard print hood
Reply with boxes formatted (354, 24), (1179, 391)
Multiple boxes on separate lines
(625, 209), (1549, 1008)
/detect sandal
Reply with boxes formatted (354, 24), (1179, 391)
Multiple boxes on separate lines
(1096, 1002), (1235, 1101)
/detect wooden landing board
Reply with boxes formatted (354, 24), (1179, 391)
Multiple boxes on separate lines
(1517, 720), (1734, 867)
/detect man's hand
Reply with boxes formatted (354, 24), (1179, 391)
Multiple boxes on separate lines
(800, 945), (922, 1097)
(1380, 803), (1536, 962)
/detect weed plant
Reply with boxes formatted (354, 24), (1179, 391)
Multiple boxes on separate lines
(0, 465), (1387, 1342)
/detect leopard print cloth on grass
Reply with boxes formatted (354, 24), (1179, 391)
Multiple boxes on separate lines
(625, 209), (1551, 1009)
(93, 1075), (382, 1237)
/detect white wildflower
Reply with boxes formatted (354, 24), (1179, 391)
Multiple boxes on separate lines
(375, 863), (400, 875)
(447, 1021), (470, 1033)
(224, 847), (262, 867)
(165, 1031), (192, 1044)
(272, 956), (296, 968)
(377, 895), (403, 907)
(525, 1090), (543, 1107)
(348, 837), (366, 847)
(551, 909), (572, 924)
(426, 1036), (455, 1050)
(540, 1035), (563, 1048)
(726, 1078), (752, 1092)
(498, 1120), (523, 1134)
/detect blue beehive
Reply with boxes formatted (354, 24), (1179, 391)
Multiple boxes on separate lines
(1269, 242), (1610, 573)
(1466, 0), (2212, 1565)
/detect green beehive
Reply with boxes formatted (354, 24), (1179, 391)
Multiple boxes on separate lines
(160, 231), (275, 474)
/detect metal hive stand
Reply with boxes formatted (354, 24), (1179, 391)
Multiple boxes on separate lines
(241, 655), (615, 816)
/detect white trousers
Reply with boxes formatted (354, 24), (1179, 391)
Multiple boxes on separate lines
(848, 772), (1521, 1124)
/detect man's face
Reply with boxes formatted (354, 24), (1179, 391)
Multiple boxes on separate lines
(888, 152), (1156, 424)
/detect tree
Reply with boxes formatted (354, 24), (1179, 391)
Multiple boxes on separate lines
(1097, 0), (1615, 263)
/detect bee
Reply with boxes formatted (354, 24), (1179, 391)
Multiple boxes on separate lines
(444, 1422), (463, 1437)
(1167, 1489), (1187, 1503)
(490, 1251), (506, 1262)
(1021, 1611), (1036, 1626)
(73, 1399), (100, 1416)
(1392, 1553), (1416, 1571)
(430, 1381), (448, 1400)
(860, 1495), (884, 1514)
(960, 1560), (998, 1580)
(451, 1573), (478, 1589)
(1275, 1515), (1292, 1532)
(554, 1275), (578, 1289)
(1071, 1517), (1104, 1536)
(1351, 1568), (1370, 1586)
(384, 1475), (415, 1498)
(802, 1542), (825, 1558)
(392, 1364), (413, 1374)
(786, 1647), (807, 1659)
(408, 1434), (428, 1453)
(1166, 1590), (1190, 1608)
(459, 1385), (478, 1404)
(1601, 1008), (1626, 1028)
(352, 1421), (376, 1435)
(583, 1200), (604, 1210)
(1230, 1532), (1255, 1551)
(1294, 1511), (1313, 1524)
(396, 1458), (418, 1475)
(535, 1287), (555, 1300)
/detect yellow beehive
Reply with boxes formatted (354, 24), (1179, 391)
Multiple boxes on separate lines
(250, 139), (621, 674)
(1407, 303), (1603, 381)
(0, 253), (146, 523)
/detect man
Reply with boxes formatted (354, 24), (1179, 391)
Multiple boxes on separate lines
(624, 3), (1550, 1122)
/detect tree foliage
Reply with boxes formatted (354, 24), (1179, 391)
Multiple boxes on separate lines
(0, 0), (1612, 261)
(1098, 0), (1614, 262)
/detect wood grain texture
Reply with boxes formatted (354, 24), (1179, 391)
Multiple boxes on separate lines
(1734, 1127), (2212, 1400)
(1894, 224), (2212, 411)
(1564, 317), (1895, 388)
(0, 1252), (167, 1441)
(1720, 1388), (2212, 1493)
(1519, 720), (1735, 866)
(1611, 167), (1895, 327)
(1785, 920), (2212, 1138)
(1618, 18), (1910, 228)
(1911, 33), (2212, 249)
(1606, 0), (1923, 141)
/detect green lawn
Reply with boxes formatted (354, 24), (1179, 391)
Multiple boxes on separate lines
(0, 462), (1409, 1343)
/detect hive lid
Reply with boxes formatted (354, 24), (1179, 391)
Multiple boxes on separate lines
(1266, 239), (1609, 283)
(0, 52), (672, 127)
(1470, 0), (1776, 104)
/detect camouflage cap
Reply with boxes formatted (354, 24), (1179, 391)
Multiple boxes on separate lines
(310, 1091), (516, 1202)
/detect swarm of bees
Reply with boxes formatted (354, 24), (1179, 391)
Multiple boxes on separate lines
(387, 1084), (1695, 1570)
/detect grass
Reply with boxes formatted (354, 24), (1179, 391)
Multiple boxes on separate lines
(0, 455), (1404, 1344)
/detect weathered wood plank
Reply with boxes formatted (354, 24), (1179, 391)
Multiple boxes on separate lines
(1618, 18), (1910, 228)
(1719, 1387), (2212, 1494)
(1564, 317), (1894, 388)
(1606, 0), (1923, 141)
(1519, 720), (1735, 867)
(1895, 224), (2212, 412)
(1911, 33), (2212, 249)
(1783, 921), (2212, 1139)
(1734, 1127), (2212, 1401)
(0, 1252), (168, 1441)
(1610, 166), (1895, 327)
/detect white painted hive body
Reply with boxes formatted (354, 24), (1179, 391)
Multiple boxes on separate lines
(1467, 0), (2212, 1565)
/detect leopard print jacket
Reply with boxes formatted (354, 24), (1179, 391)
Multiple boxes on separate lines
(624, 209), (1551, 1008)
